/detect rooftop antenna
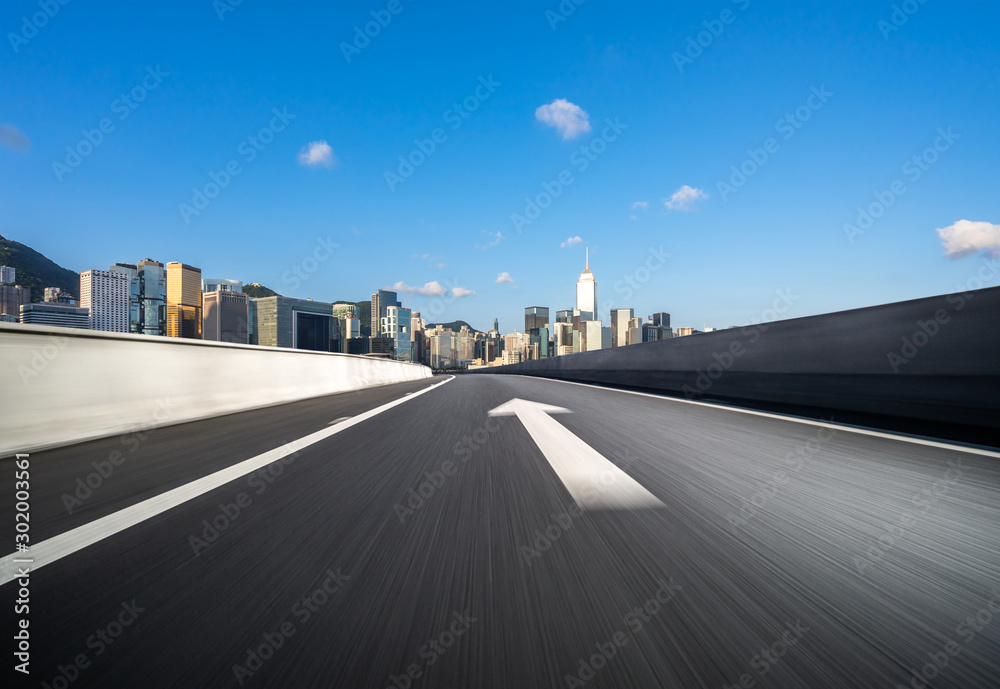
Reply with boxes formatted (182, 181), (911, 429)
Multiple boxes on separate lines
(586, 246), (589, 269)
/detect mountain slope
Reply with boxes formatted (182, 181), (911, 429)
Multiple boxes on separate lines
(0, 234), (79, 301)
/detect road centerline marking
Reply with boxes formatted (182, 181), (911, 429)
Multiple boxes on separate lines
(0, 376), (454, 586)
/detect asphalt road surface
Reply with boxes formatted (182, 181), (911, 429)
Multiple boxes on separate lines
(2, 374), (999, 689)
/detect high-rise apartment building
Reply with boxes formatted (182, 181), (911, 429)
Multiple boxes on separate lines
(166, 262), (203, 339)
(0, 266), (15, 284)
(203, 289), (250, 343)
(137, 259), (167, 336)
(80, 269), (130, 332)
(109, 263), (140, 333)
(610, 308), (633, 347)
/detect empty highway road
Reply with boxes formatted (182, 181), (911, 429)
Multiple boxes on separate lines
(3, 374), (999, 688)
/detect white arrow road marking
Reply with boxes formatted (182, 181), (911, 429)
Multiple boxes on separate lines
(0, 376), (454, 587)
(489, 398), (664, 510)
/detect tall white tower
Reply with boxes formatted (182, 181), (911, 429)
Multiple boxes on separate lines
(575, 247), (597, 317)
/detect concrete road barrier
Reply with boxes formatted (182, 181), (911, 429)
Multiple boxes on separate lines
(1, 323), (431, 455)
(474, 286), (1000, 431)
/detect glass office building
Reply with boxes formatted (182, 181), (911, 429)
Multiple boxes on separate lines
(138, 259), (167, 336)
(251, 296), (340, 351)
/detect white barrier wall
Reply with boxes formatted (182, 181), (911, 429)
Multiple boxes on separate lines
(0, 323), (432, 455)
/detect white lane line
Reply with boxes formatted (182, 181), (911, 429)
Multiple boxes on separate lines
(328, 417), (352, 425)
(489, 398), (664, 510)
(510, 375), (1000, 459)
(0, 376), (453, 586)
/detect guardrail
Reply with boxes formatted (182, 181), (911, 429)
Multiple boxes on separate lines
(0, 323), (431, 455)
(474, 286), (1000, 431)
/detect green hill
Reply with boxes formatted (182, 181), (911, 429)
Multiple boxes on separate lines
(0, 234), (80, 301)
(241, 283), (279, 298)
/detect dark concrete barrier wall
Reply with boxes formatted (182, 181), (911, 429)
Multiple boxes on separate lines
(474, 286), (1000, 430)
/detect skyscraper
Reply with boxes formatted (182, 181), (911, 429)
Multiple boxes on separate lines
(410, 311), (426, 365)
(166, 262), (203, 339)
(525, 306), (550, 359)
(203, 289), (250, 343)
(582, 319), (604, 352)
(525, 306), (549, 332)
(1, 266), (16, 284)
(383, 305), (412, 362)
(81, 269), (130, 332)
(371, 289), (400, 338)
(650, 312), (671, 329)
(576, 248), (597, 318)
(610, 308), (633, 347)
(109, 262), (140, 333)
(138, 259), (167, 336)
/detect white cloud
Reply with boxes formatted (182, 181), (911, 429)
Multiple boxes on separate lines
(0, 124), (30, 151)
(937, 219), (1000, 258)
(475, 230), (504, 250)
(436, 263), (446, 270)
(298, 140), (338, 168)
(496, 271), (515, 284)
(535, 99), (591, 140)
(388, 280), (448, 296)
(631, 201), (648, 210)
(664, 185), (708, 211)
(451, 287), (476, 298)
(561, 236), (583, 248)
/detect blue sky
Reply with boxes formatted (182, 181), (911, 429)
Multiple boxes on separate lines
(2, 0), (998, 332)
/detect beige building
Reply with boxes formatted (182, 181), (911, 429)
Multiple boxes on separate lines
(203, 289), (249, 343)
(166, 262), (203, 339)
(610, 308), (633, 347)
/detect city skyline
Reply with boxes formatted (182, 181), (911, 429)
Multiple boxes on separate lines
(3, 2), (998, 334)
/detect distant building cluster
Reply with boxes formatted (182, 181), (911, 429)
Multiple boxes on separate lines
(449, 250), (697, 370)
(0, 251), (708, 367)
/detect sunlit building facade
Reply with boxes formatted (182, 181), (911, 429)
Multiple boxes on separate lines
(166, 262), (203, 339)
